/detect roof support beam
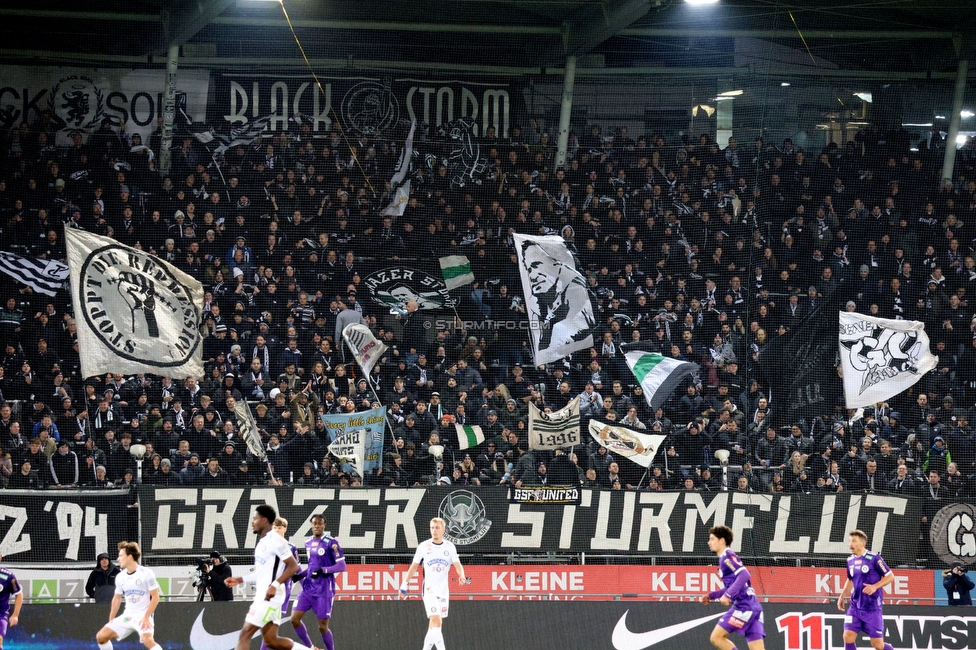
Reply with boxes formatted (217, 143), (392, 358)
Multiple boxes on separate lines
(560, 0), (653, 58)
(161, 0), (236, 48)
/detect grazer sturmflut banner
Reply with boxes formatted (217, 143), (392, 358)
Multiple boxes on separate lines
(209, 73), (519, 138)
(0, 65), (209, 145)
(0, 489), (130, 563)
(6, 603), (974, 650)
(66, 228), (205, 379)
(137, 487), (921, 563)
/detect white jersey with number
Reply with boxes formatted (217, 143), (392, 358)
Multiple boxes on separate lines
(252, 530), (293, 594)
(114, 565), (159, 614)
(412, 538), (458, 594)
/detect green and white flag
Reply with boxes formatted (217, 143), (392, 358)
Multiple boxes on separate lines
(454, 424), (485, 450)
(439, 255), (474, 290)
(625, 350), (699, 410)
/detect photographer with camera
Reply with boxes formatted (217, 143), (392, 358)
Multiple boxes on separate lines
(196, 551), (234, 601)
(943, 562), (973, 606)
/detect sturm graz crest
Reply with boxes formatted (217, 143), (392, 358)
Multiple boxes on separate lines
(48, 76), (105, 133)
(364, 268), (453, 315)
(930, 502), (976, 566)
(340, 78), (398, 136)
(79, 246), (202, 366)
(438, 490), (491, 545)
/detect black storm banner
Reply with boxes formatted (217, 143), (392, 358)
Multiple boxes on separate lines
(208, 73), (521, 139)
(137, 487), (921, 563)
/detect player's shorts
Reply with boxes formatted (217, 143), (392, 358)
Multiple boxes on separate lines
(718, 606), (766, 642)
(246, 591), (286, 628)
(296, 588), (335, 619)
(105, 611), (155, 639)
(422, 589), (449, 619)
(0, 614), (9, 638)
(844, 608), (885, 639)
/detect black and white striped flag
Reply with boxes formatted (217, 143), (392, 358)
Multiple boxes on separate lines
(193, 114), (276, 157)
(0, 251), (69, 296)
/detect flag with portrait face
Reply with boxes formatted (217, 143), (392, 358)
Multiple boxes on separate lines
(513, 234), (595, 366)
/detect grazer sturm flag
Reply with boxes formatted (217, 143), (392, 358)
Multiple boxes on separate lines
(839, 312), (938, 408)
(527, 397), (581, 450)
(439, 255), (475, 290)
(234, 399), (267, 462)
(624, 350), (699, 410)
(381, 119), (416, 216)
(342, 322), (388, 379)
(0, 251), (69, 296)
(321, 406), (386, 474)
(65, 228), (204, 379)
(587, 419), (667, 468)
(513, 233), (595, 366)
(454, 424), (484, 450)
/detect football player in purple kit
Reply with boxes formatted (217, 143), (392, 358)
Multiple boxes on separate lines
(837, 529), (896, 650)
(0, 552), (23, 648)
(700, 526), (767, 650)
(290, 514), (346, 650)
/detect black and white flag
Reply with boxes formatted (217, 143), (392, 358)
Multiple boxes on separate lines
(839, 312), (938, 408)
(513, 234), (595, 366)
(342, 323), (388, 379)
(193, 114), (275, 157)
(65, 228), (205, 379)
(527, 397), (581, 450)
(0, 251), (69, 296)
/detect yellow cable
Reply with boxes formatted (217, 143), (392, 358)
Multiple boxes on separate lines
(788, 11), (849, 113)
(276, 0), (376, 195)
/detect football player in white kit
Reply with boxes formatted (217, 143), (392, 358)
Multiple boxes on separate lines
(225, 505), (319, 650)
(398, 518), (468, 650)
(95, 542), (161, 650)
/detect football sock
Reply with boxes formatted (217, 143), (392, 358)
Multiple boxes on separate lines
(845, 643), (856, 650)
(883, 644), (894, 650)
(291, 643), (312, 650)
(322, 629), (334, 650)
(422, 628), (439, 650)
(294, 622), (313, 647)
(98, 642), (113, 650)
(261, 642), (268, 650)
(148, 645), (162, 650)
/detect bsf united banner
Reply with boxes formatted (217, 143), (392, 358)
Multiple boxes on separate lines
(839, 312), (939, 408)
(513, 234), (595, 366)
(65, 228), (204, 379)
(528, 397), (581, 450)
(320, 406), (386, 474)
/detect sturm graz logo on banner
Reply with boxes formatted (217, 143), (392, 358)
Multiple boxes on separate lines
(364, 268), (453, 315)
(930, 502), (976, 566)
(438, 490), (491, 545)
(341, 78), (399, 136)
(48, 76), (105, 133)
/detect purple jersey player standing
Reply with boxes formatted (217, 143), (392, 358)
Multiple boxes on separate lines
(700, 526), (766, 650)
(0, 552), (23, 647)
(837, 529), (895, 650)
(290, 514), (346, 650)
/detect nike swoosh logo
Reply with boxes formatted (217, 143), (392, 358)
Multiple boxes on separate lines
(190, 610), (259, 650)
(613, 610), (725, 650)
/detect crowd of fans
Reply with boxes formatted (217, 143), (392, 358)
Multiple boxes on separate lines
(0, 108), (974, 538)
